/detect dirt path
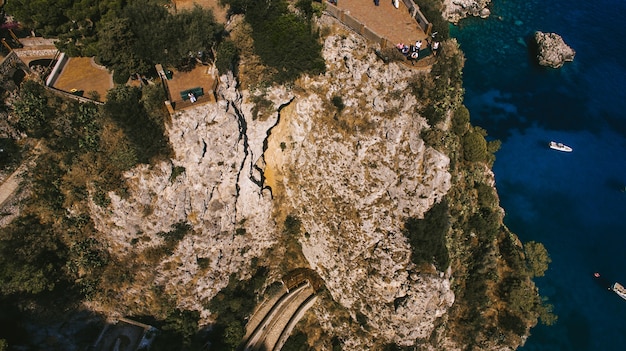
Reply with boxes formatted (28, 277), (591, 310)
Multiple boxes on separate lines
(0, 142), (42, 208)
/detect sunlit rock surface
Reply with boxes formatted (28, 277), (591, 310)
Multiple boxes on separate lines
(90, 32), (454, 346)
(534, 31), (576, 68)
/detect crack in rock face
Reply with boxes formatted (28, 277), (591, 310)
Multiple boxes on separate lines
(89, 30), (455, 347)
(89, 73), (288, 318)
(266, 33), (455, 347)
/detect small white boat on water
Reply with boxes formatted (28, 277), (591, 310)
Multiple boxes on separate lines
(549, 141), (573, 152)
(612, 282), (626, 301)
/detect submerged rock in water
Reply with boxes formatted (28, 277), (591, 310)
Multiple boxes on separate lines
(534, 31), (576, 68)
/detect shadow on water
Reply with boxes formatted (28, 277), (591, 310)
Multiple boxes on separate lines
(604, 177), (626, 193)
(565, 311), (591, 351)
(592, 273), (613, 291)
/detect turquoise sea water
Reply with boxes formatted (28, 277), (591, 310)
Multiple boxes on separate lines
(451, 0), (626, 349)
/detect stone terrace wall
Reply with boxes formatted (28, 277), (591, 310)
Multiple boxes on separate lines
(0, 51), (29, 77)
(0, 51), (30, 91)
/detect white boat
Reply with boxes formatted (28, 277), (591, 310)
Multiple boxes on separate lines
(612, 282), (626, 301)
(549, 141), (573, 152)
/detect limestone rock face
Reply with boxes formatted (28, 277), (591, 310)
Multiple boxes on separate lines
(442, 0), (491, 23)
(534, 31), (576, 68)
(265, 33), (454, 347)
(89, 73), (288, 316)
(89, 30), (454, 347)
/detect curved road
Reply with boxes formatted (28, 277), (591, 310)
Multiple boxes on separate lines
(243, 281), (316, 351)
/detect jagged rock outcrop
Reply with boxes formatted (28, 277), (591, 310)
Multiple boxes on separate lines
(90, 29), (453, 349)
(534, 31), (575, 68)
(265, 33), (454, 347)
(443, 0), (491, 23)
(89, 74), (291, 317)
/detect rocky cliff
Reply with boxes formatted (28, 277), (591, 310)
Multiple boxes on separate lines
(266, 33), (455, 347)
(534, 31), (576, 68)
(89, 29), (456, 346)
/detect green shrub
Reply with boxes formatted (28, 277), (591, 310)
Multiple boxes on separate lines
(216, 40), (240, 75)
(0, 138), (22, 170)
(282, 330), (312, 351)
(403, 200), (450, 270)
(452, 105), (470, 135)
(13, 80), (51, 137)
(523, 241), (551, 278)
(206, 267), (268, 350)
(104, 85), (171, 164)
(170, 166), (186, 183)
(462, 129), (488, 162)
(332, 95), (345, 114)
(223, 0), (325, 84)
(284, 214), (302, 236)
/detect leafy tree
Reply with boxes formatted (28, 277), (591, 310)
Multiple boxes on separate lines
(283, 330), (312, 351)
(206, 267), (268, 350)
(92, 1), (224, 77)
(0, 214), (67, 295)
(295, 0), (315, 22)
(462, 128), (488, 162)
(96, 17), (146, 84)
(4, 0), (73, 35)
(104, 85), (171, 164)
(216, 40), (240, 75)
(252, 11), (325, 83)
(222, 0), (325, 83)
(452, 105), (470, 136)
(414, 0), (449, 40)
(152, 309), (200, 351)
(524, 241), (551, 278)
(13, 80), (52, 137)
(0, 138), (21, 170)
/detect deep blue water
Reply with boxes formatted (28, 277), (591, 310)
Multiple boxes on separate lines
(451, 0), (626, 349)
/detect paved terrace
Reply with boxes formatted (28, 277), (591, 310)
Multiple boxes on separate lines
(334, 0), (429, 47)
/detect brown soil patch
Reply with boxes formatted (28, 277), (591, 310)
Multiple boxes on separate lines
(53, 57), (113, 102)
(173, 0), (229, 23)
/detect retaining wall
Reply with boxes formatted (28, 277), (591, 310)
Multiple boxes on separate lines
(45, 86), (104, 105)
(45, 52), (67, 87)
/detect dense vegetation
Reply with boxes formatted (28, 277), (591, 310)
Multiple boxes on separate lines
(204, 266), (269, 350)
(220, 0), (325, 83)
(0, 78), (173, 348)
(415, 0), (450, 41)
(0, 1), (556, 349)
(6, 0), (324, 84)
(403, 200), (450, 271)
(6, 0), (224, 82)
(405, 31), (555, 349)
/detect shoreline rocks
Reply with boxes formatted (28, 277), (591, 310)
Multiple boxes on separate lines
(442, 0), (492, 23)
(534, 31), (576, 68)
